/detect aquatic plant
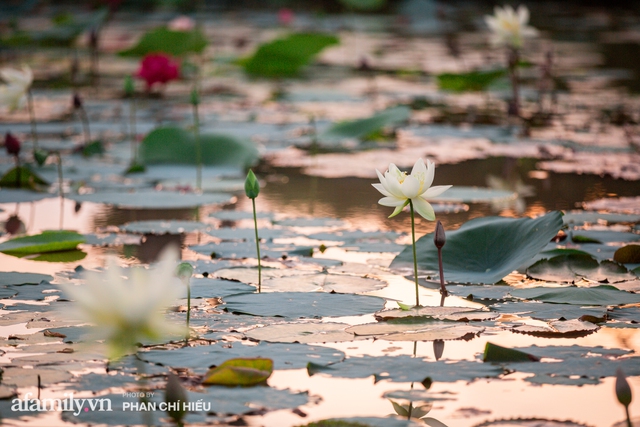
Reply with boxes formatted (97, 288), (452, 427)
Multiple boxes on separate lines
(433, 220), (447, 301)
(485, 5), (538, 117)
(373, 158), (451, 306)
(0, 65), (40, 154)
(176, 262), (194, 341)
(615, 368), (633, 427)
(245, 169), (262, 292)
(136, 53), (180, 91)
(164, 373), (188, 427)
(191, 86), (202, 190)
(58, 246), (184, 360)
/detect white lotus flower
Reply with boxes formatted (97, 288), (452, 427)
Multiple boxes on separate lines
(0, 65), (33, 112)
(59, 247), (185, 360)
(485, 5), (538, 49)
(373, 158), (451, 220)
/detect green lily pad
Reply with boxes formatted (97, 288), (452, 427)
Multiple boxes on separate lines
(118, 26), (207, 57)
(210, 211), (275, 221)
(273, 217), (348, 228)
(562, 211), (640, 225)
(202, 358), (273, 386)
(322, 106), (411, 141)
(261, 273), (387, 293)
(241, 32), (339, 78)
(69, 191), (232, 209)
(511, 285), (640, 306)
(139, 127), (259, 169)
(445, 284), (514, 301)
(0, 230), (85, 255)
(391, 212), (564, 284)
(0, 166), (49, 190)
(0, 189), (55, 203)
(490, 301), (607, 321)
(526, 254), (636, 283)
(214, 267), (319, 284)
(346, 322), (484, 341)
(119, 220), (209, 235)
(430, 187), (516, 203)
(26, 249), (87, 262)
(189, 278), (255, 299)
(206, 227), (293, 241)
(0, 272), (53, 285)
(511, 319), (599, 338)
(190, 241), (313, 259)
(308, 356), (503, 383)
(569, 230), (640, 244)
(245, 322), (354, 343)
(375, 306), (499, 322)
(224, 292), (386, 318)
(1, 366), (72, 387)
(483, 342), (540, 362)
(614, 245), (640, 264)
(141, 342), (344, 373)
(437, 70), (507, 92)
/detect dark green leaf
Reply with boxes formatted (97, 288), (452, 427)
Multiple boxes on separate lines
(391, 212), (564, 284)
(511, 285), (640, 306)
(0, 166), (49, 190)
(614, 245), (640, 264)
(483, 342), (540, 362)
(202, 358), (273, 386)
(242, 33), (339, 78)
(139, 126), (259, 168)
(118, 27), (207, 57)
(0, 230), (85, 255)
(322, 106), (410, 141)
(437, 70), (506, 92)
(527, 254), (636, 283)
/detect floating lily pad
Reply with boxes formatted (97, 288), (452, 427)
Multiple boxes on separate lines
(0, 230), (85, 255)
(66, 372), (135, 393)
(445, 285), (514, 301)
(140, 127), (259, 168)
(526, 254), (636, 283)
(28, 250), (87, 262)
(322, 106), (411, 141)
(430, 187), (516, 203)
(0, 272), (52, 285)
(346, 322), (484, 342)
(1, 367), (72, 387)
(308, 355), (503, 383)
(614, 245), (640, 264)
(206, 227), (293, 241)
(214, 267), (318, 284)
(209, 211), (275, 221)
(262, 273), (387, 293)
(189, 278), (255, 299)
(483, 342), (540, 362)
(308, 230), (403, 242)
(119, 220), (209, 235)
(301, 417), (424, 427)
(490, 301), (607, 321)
(0, 189), (55, 203)
(392, 212), (564, 284)
(141, 341), (344, 373)
(190, 241), (313, 259)
(224, 291), (385, 318)
(562, 211), (640, 225)
(375, 306), (499, 322)
(8, 281), (59, 300)
(273, 217), (348, 228)
(245, 322), (353, 343)
(242, 32), (339, 78)
(511, 319), (599, 338)
(202, 357), (273, 386)
(511, 285), (640, 306)
(118, 27), (207, 57)
(473, 419), (594, 427)
(570, 230), (640, 244)
(69, 191), (232, 209)
(437, 70), (506, 92)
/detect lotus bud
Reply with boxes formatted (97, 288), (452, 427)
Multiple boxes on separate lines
(73, 93), (83, 110)
(616, 368), (632, 407)
(244, 169), (260, 199)
(190, 87), (200, 106)
(175, 262), (194, 286)
(434, 220), (446, 249)
(5, 132), (20, 156)
(433, 339), (445, 361)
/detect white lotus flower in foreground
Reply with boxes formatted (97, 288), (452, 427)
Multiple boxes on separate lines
(59, 247), (185, 360)
(373, 158), (452, 220)
(485, 5), (538, 49)
(0, 65), (33, 112)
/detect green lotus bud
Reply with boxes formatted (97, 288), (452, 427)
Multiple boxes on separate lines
(124, 75), (134, 97)
(616, 368), (632, 407)
(244, 169), (260, 199)
(175, 262), (194, 286)
(190, 87), (200, 106)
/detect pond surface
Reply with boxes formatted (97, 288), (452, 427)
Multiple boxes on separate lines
(1, 2), (640, 427)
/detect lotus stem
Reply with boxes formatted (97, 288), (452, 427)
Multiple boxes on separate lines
(408, 200), (420, 307)
(434, 220), (448, 301)
(79, 106), (91, 145)
(135, 356), (152, 427)
(508, 47), (521, 118)
(130, 98), (137, 163)
(57, 152), (64, 229)
(192, 101), (201, 191)
(186, 280), (191, 343)
(15, 155), (20, 189)
(252, 198), (262, 292)
(625, 406), (632, 427)
(27, 90), (38, 152)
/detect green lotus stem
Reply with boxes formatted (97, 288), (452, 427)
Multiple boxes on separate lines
(130, 98), (137, 163)
(508, 47), (521, 117)
(79, 106), (91, 145)
(57, 152), (64, 229)
(15, 155), (21, 189)
(408, 200), (419, 307)
(27, 90), (38, 152)
(252, 197), (262, 292)
(192, 101), (202, 191)
(625, 406), (632, 427)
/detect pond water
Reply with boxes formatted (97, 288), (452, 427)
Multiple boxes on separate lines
(1, 2), (640, 427)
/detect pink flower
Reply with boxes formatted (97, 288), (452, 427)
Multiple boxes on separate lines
(278, 8), (294, 26)
(136, 54), (180, 90)
(168, 15), (195, 32)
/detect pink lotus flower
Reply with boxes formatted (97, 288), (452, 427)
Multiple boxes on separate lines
(136, 54), (180, 90)
(5, 132), (20, 156)
(278, 8), (294, 26)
